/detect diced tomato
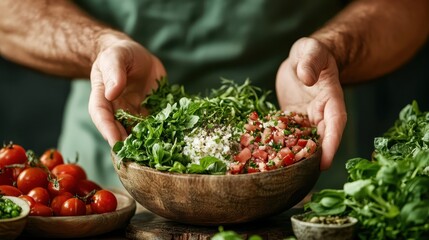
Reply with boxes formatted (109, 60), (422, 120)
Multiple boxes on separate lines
(272, 130), (285, 145)
(285, 135), (298, 148)
(252, 149), (268, 162)
(249, 111), (259, 121)
(294, 148), (307, 161)
(247, 166), (260, 173)
(240, 133), (254, 147)
(229, 163), (244, 174)
(297, 139), (308, 148)
(305, 139), (317, 154)
(292, 145), (303, 153)
(261, 128), (273, 144)
(244, 123), (258, 132)
(281, 152), (295, 166)
(234, 148), (252, 164)
(277, 122), (287, 129)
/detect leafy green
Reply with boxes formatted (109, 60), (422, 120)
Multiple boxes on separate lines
(211, 226), (262, 240)
(113, 77), (276, 174)
(306, 101), (429, 240)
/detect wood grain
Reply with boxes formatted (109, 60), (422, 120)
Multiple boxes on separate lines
(126, 207), (303, 240)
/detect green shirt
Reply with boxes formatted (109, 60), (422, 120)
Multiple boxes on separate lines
(59, 0), (344, 187)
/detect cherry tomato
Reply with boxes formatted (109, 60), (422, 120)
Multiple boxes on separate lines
(60, 197), (86, 216)
(16, 167), (49, 194)
(47, 173), (77, 197)
(27, 187), (51, 206)
(50, 192), (73, 216)
(30, 203), (53, 216)
(20, 195), (36, 208)
(0, 143), (27, 168)
(90, 190), (117, 214)
(52, 164), (87, 181)
(0, 169), (14, 185)
(76, 179), (102, 197)
(40, 149), (64, 171)
(85, 204), (93, 215)
(0, 185), (22, 196)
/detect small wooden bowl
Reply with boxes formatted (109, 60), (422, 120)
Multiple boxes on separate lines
(0, 196), (31, 240)
(112, 148), (321, 225)
(23, 191), (136, 238)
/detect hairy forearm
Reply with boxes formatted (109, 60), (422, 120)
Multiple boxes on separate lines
(312, 0), (429, 84)
(0, 0), (125, 78)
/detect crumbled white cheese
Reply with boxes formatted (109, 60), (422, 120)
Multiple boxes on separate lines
(183, 125), (240, 164)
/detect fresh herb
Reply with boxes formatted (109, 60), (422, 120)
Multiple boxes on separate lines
(305, 101), (429, 240)
(211, 226), (262, 240)
(113, 77), (276, 174)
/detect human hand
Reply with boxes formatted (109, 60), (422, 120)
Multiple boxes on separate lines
(88, 33), (166, 147)
(276, 37), (347, 170)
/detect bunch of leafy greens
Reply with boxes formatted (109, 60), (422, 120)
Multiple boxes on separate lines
(113, 77), (276, 174)
(305, 101), (429, 239)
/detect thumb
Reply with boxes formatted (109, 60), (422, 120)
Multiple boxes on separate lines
(293, 38), (330, 86)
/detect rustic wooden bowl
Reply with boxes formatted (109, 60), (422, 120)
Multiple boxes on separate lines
(0, 196), (31, 240)
(112, 148), (321, 226)
(23, 191), (136, 238)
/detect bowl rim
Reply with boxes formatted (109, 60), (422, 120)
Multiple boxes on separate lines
(291, 212), (358, 228)
(114, 147), (322, 179)
(0, 196), (30, 222)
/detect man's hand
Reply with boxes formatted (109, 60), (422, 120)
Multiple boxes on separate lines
(276, 37), (347, 170)
(88, 33), (166, 147)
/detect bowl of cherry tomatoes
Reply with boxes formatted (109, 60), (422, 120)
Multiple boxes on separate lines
(0, 143), (136, 238)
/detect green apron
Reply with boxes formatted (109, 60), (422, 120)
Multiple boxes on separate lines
(59, 0), (344, 187)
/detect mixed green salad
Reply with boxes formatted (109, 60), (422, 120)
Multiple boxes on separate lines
(113, 78), (319, 175)
(306, 101), (429, 239)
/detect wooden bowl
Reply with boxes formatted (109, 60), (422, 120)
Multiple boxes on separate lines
(23, 191), (136, 238)
(112, 148), (321, 226)
(0, 196), (31, 240)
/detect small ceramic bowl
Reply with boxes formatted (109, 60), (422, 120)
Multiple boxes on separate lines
(0, 196), (31, 240)
(291, 212), (358, 240)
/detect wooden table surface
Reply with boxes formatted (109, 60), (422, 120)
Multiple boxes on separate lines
(17, 190), (310, 240)
(17, 205), (303, 240)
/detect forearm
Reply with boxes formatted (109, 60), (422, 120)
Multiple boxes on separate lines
(312, 0), (429, 84)
(0, 0), (127, 78)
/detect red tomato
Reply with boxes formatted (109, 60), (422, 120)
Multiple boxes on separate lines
(90, 190), (117, 214)
(30, 203), (53, 216)
(0, 143), (27, 168)
(52, 164), (87, 181)
(16, 167), (49, 194)
(76, 179), (102, 197)
(0, 185), (22, 196)
(297, 139), (308, 148)
(19, 195), (36, 208)
(50, 192), (73, 216)
(281, 152), (295, 166)
(27, 187), (51, 206)
(47, 173), (77, 197)
(0, 169), (14, 185)
(60, 197), (86, 216)
(85, 204), (93, 215)
(40, 149), (64, 171)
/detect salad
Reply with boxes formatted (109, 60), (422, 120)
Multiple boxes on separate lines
(113, 78), (319, 174)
